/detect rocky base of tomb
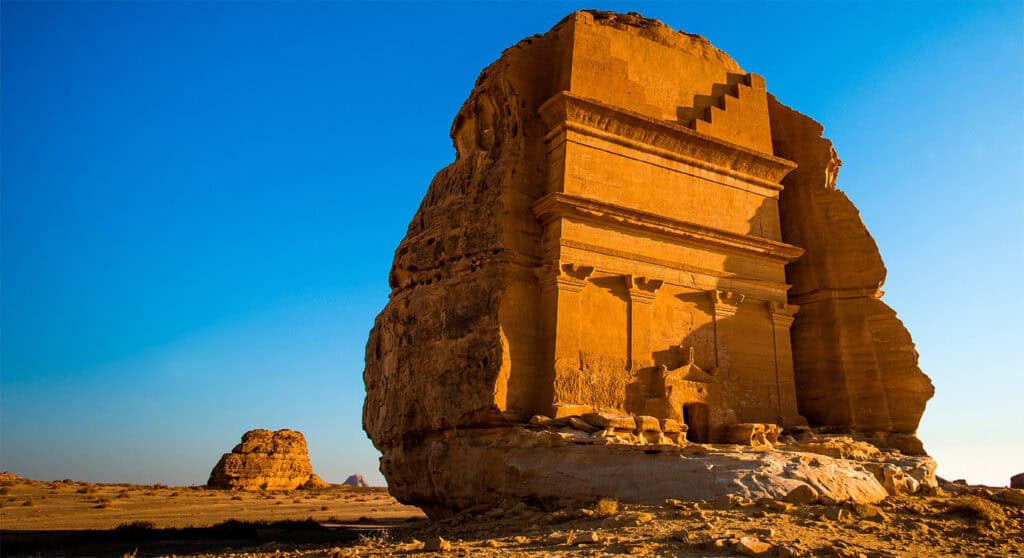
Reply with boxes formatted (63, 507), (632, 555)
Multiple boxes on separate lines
(207, 429), (326, 491)
(381, 423), (936, 518)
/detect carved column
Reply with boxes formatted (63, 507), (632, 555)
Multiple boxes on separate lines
(538, 262), (594, 416)
(625, 275), (663, 368)
(769, 302), (805, 427)
(708, 290), (743, 380)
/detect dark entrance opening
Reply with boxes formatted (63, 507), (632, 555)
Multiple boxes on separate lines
(683, 403), (710, 443)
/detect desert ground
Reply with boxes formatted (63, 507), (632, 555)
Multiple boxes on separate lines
(2, 472), (1022, 557)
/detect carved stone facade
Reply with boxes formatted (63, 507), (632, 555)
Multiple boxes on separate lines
(363, 11), (934, 514)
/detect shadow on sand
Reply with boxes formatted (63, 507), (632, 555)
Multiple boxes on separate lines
(1, 517), (417, 557)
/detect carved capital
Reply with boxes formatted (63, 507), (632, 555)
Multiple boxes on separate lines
(626, 275), (663, 304)
(709, 290), (743, 317)
(769, 302), (799, 328)
(537, 262), (594, 293)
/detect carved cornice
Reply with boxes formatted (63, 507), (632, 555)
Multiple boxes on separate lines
(709, 290), (744, 317)
(536, 261), (595, 293)
(538, 92), (797, 190)
(532, 192), (805, 264)
(625, 274), (663, 304)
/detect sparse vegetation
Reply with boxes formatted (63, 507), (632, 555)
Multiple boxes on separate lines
(356, 528), (390, 548)
(94, 497), (114, 509)
(944, 495), (1005, 524)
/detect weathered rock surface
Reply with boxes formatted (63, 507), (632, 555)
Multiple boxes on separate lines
(363, 9), (934, 515)
(768, 100), (934, 452)
(1012, 472), (1024, 489)
(396, 427), (893, 515)
(207, 429), (323, 491)
(343, 474), (369, 488)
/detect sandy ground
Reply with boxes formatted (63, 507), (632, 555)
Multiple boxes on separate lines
(0, 477), (423, 531)
(2, 473), (1022, 557)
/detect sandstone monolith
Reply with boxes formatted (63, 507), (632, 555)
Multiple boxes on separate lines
(363, 10), (934, 516)
(343, 474), (369, 488)
(207, 429), (324, 491)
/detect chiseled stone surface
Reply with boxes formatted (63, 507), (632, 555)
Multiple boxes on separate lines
(363, 10), (934, 515)
(207, 429), (325, 491)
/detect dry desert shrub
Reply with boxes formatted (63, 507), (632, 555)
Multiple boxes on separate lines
(356, 529), (390, 548)
(94, 498), (114, 509)
(593, 498), (620, 517)
(945, 495), (1005, 525)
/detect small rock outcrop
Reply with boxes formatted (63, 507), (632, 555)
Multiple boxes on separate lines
(343, 474), (369, 488)
(363, 10), (934, 516)
(207, 429), (325, 491)
(1012, 472), (1024, 489)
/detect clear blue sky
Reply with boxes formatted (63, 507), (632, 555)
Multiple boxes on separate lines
(2, 1), (1021, 488)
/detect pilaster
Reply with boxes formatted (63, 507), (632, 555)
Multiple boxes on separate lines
(708, 290), (743, 379)
(538, 262), (594, 414)
(625, 275), (663, 366)
(769, 302), (805, 427)
(538, 262), (594, 360)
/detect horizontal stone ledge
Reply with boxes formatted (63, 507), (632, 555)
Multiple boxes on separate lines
(533, 192), (805, 263)
(789, 287), (885, 305)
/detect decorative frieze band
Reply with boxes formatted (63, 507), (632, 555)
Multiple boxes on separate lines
(537, 91), (797, 189)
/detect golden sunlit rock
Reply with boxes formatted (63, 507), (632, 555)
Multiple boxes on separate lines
(207, 429), (325, 491)
(363, 10), (934, 517)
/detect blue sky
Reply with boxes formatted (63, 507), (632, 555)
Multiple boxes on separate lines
(2, 1), (1021, 487)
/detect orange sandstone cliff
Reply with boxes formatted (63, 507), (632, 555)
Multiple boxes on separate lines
(363, 11), (934, 515)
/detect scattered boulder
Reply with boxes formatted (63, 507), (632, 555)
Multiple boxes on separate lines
(424, 536), (452, 552)
(343, 474), (369, 488)
(1011, 472), (1024, 489)
(207, 429), (322, 491)
(783, 484), (819, 505)
(736, 536), (773, 556)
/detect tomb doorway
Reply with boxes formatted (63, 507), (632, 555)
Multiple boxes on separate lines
(683, 403), (710, 443)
